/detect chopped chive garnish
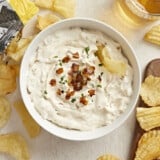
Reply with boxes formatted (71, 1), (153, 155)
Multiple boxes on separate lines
(98, 63), (103, 66)
(100, 72), (104, 76)
(44, 90), (47, 94)
(97, 84), (102, 88)
(54, 56), (58, 58)
(84, 47), (90, 54)
(71, 98), (76, 103)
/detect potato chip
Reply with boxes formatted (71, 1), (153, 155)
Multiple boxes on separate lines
(140, 75), (160, 106)
(144, 25), (160, 46)
(53, 0), (76, 18)
(137, 107), (160, 131)
(0, 96), (11, 129)
(7, 37), (32, 62)
(97, 154), (120, 160)
(36, 13), (60, 31)
(14, 100), (41, 138)
(34, 0), (54, 9)
(134, 130), (160, 160)
(9, 0), (39, 24)
(96, 44), (127, 76)
(0, 133), (29, 160)
(0, 63), (16, 96)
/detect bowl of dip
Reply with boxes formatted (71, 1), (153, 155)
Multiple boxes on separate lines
(20, 18), (141, 141)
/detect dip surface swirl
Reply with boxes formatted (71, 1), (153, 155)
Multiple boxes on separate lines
(27, 27), (133, 131)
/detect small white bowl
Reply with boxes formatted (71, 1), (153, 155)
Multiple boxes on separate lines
(20, 18), (141, 141)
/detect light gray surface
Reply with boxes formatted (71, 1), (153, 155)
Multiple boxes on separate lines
(1, 0), (160, 159)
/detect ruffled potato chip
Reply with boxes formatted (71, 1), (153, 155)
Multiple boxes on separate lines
(53, 0), (76, 18)
(144, 25), (160, 46)
(36, 13), (60, 31)
(137, 107), (160, 131)
(96, 44), (127, 76)
(14, 100), (41, 138)
(97, 154), (120, 160)
(0, 96), (11, 129)
(140, 75), (160, 106)
(0, 63), (16, 96)
(9, 0), (39, 24)
(134, 130), (160, 160)
(0, 133), (29, 160)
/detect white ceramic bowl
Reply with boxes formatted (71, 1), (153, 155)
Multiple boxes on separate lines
(20, 18), (141, 141)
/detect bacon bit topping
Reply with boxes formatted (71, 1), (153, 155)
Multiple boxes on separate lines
(88, 89), (95, 97)
(56, 89), (62, 95)
(82, 66), (95, 76)
(80, 96), (88, 105)
(49, 79), (56, 86)
(62, 56), (70, 63)
(56, 68), (64, 74)
(65, 90), (75, 100)
(71, 63), (79, 73)
(72, 52), (79, 59)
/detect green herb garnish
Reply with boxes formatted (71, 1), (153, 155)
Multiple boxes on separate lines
(71, 98), (76, 103)
(44, 90), (47, 94)
(84, 47), (90, 54)
(53, 56), (58, 58)
(97, 84), (102, 88)
(98, 63), (103, 66)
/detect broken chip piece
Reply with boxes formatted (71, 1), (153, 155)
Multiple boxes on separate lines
(140, 75), (160, 106)
(144, 25), (160, 46)
(53, 0), (76, 18)
(6, 36), (33, 62)
(96, 44), (127, 76)
(137, 107), (160, 131)
(34, 0), (54, 10)
(14, 100), (41, 138)
(97, 154), (120, 160)
(0, 133), (30, 160)
(36, 13), (60, 31)
(0, 96), (11, 129)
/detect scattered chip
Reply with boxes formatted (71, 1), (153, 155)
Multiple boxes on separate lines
(0, 63), (16, 96)
(34, 0), (54, 9)
(137, 107), (160, 131)
(144, 25), (160, 46)
(0, 133), (29, 160)
(0, 96), (11, 129)
(97, 154), (120, 160)
(53, 0), (76, 18)
(14, 100), (41, 138)
(36, 13), (60, 31)
(140, 75), (160, 106)
(96, 44), (127, 76)
(7, 37), (32, 62)
(9, 0), (39, 24)
(134, 130), (160, 160)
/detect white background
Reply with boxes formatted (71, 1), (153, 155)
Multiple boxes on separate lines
(1, 0), (160, 159)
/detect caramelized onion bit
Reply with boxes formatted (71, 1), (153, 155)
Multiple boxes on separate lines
(72, 52), (79, 59)
(71, 63), (79, 72)
(88, 89), (95, 97)
(80, 96), (88, 105)
(56, 68), (64, 74)
(62, 56), (70, 63)
(49, 79), (56, 86)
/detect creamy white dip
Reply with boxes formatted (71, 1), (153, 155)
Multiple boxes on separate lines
(27, 27), (133, 131)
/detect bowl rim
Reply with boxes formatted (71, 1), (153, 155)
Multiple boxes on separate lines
(20, 17), (141, 141)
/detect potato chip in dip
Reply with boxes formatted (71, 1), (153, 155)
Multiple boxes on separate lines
(26, 28), (133, 131)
